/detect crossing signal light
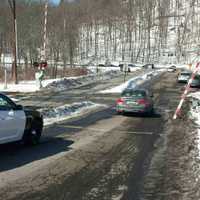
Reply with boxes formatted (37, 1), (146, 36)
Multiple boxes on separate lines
(33, 62), (39, 68)
(40, 61), (48, 68)
(33, 61), (48, 68)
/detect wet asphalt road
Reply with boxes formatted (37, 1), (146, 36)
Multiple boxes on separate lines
(0, 70), (193, 200)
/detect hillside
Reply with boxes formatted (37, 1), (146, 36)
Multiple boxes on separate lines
(0, 0), (200, 78)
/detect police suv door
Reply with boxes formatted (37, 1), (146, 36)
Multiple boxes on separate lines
(0, 94), (26, 144)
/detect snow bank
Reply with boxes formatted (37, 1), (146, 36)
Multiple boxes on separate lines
(0, 78), (73, 93)
(155, 63), (189, 69)
(0, 70), (120, 93)
(0, 79), (59, 93)
(87, 66), (120, 73)
(189, 93), (200, 126)
(99, 70), (164, 94)
(189, 92), (200, 158)
(41, 101), (106, 126)
(45, 70), (120, 91)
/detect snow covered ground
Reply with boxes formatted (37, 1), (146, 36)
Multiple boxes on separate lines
(0, 63), (189, 93)
(189, 92), (200, 158)
(0, 79), (61, 93)
(87, 65), (120, 73)
(0, 63), (189, 94)
(156, 63), (190, 69)
(0, 70), (120, 93)
(39, 69), (165, 126)
(87, 65), (141, 73)
(41, 101), (106, 126)
(99, 69), (164, 94)
(46, 70), (119, 91)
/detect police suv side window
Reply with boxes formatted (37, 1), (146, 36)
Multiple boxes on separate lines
(0, 95), (15, 110)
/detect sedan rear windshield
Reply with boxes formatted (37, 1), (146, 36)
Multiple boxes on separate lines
(122, 90), (146, 98)
(181, 72), (191, 76)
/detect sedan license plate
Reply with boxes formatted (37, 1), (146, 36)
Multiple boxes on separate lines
(126, 101), (138, 105)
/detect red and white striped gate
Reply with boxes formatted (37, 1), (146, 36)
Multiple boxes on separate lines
(173, 62), (200, 119)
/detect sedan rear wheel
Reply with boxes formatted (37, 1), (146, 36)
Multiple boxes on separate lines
(117, 110), (124, 115)
(147, 107), (154, 116)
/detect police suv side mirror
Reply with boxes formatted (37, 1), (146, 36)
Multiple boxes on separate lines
(15, 104), (23, 110)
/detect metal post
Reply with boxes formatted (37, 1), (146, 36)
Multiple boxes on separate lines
(8, 0), (18, 84)
(42, 0), (48, 61)
(15, 17), (18, 67)
(2, 54), (7, 89)
(4, 69), (7, 89)
(37, 0), (48, 89)
(12, 0), (17, 84)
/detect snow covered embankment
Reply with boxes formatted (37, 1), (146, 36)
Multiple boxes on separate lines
(0, 70), (120, 93)
(189, 92), (200, 159)
(45, 70), (120, 91)
(41, 101), (106, 126)
(99, 69), (164, 94)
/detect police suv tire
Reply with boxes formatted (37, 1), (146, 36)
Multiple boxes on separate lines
(23, 121), (42, 145)
(116, 110), (124, 115)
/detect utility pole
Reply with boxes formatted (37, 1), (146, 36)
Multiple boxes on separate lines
(36, 0), (48, 89)
(41, 0), (48, 61)
(8, 0), (18, 84)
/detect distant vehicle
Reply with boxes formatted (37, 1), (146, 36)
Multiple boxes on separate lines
(127, 64), (137, 72)
(0, 93), (43, 145)
(98, 64), (105, 67)
(128, 64), (137, 68)
(119, 64), (124, 72)
(177, 71), (192, 83)
(116, 89), (154, 115)
(119, 64), (129, 72)
(119, 63), (137, 72)
(142, 64), (154, 69)
(109, 64), (118, 68)
(190, 75), (200, 88)
(167, 65), (176, 72)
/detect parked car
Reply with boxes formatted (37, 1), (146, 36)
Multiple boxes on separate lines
(177, 71), (192, 83)
(127, 64), (137, 72)
(119, 64), (124, 72)
(190, 75), (200, 88)
(116, 89), (154, 115)
(167, 65), (176, 72)
(0, 93), (43, 145)
(142, 64), (154, 69)
(119, 63), (137, 72)
(98, 64), (105, 67)
(128, 64), (137, 68)
(119, 64), (128, 72)
(109, 64), (118, 68)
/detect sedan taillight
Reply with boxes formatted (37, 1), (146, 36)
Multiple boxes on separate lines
(117, 98), (124, 105)
(137, 99), (149, 106)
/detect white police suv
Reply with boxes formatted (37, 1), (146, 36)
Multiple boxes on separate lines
(0, 93), (43, 145)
